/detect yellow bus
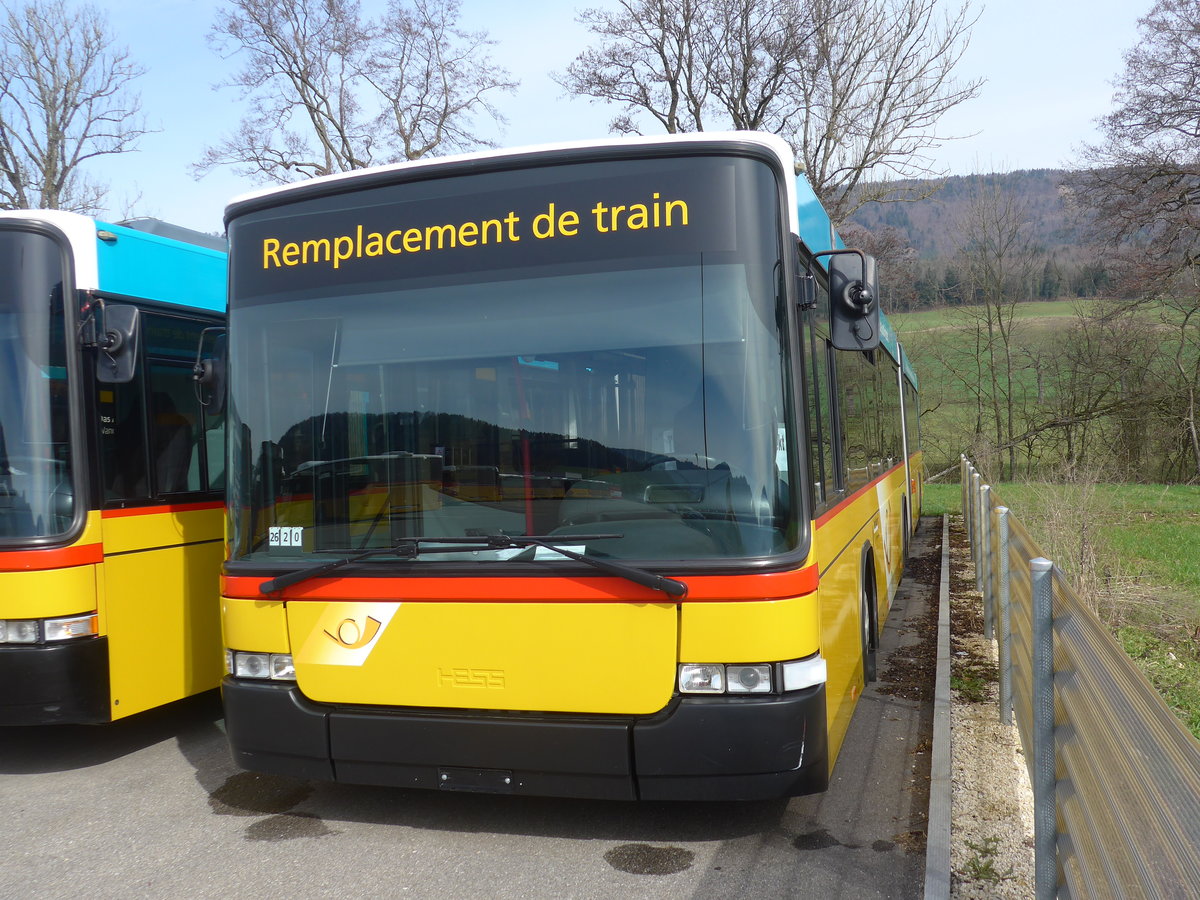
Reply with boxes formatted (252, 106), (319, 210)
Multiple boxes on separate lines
(0, 212), (227, 724)
(219, 132), (922, 800)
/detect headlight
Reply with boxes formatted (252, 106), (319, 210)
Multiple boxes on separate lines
(726, 665), (772, 694)
(678, 656), (825, 695)
(0, 613), (100, 644)
(0, 619), (41, 643)
(678, 664), (725, 693)
(230, 650), (296, 681)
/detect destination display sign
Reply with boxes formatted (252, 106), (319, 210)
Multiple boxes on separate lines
(229, 155), (765, 304)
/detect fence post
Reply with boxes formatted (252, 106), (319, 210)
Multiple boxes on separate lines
(971, 470), (982, 591)
(1030, 557), (1057, 900)
(980, 484), (993, 641)
(960, 460), (969, 547)
(960, 456), (968, 533)
(996, 507), (1012, 725)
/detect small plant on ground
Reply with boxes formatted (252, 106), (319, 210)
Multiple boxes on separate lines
(962, 836), (1015, 884)
(949, 657), (998, 703)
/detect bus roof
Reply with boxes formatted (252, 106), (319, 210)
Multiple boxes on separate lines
(95, 218), (226, 313)
(0, 209), (226, 313)
(226, 131), (825, 246)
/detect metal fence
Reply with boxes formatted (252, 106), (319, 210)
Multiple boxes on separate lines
(960, 457), (1200, 899)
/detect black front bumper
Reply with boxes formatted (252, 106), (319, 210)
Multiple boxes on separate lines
(0, 637), (110, 725)
(221, 678), (829, 801)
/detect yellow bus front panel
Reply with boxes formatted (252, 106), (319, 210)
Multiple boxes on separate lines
(678, 593), (821, 664)
(2, 565), (98, 620)
(284, 599), (679, 715)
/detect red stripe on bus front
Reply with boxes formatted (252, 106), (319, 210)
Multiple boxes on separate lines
(223, 564), (819, 603)
(0, 542), (104, 572)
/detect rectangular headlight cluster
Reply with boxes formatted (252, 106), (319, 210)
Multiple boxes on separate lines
(226, 649), (296, 681)
(0, 613), (98, 644)
(678, 655), (827, 695)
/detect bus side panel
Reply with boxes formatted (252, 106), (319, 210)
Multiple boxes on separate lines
(877, 465), (908, 603)
(101, 507), (223, 719)
(816, 465), (910, 766)
(813, 529), (863, 764)
(814, 489), (879, 762)
(910, 450), (925, 520)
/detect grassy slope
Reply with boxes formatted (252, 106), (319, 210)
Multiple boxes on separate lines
(922, 481), (1200, 737)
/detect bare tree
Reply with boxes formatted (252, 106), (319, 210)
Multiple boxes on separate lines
(365, 0), (518, 160)
(559, 0), (711, 135)
(1070, 0), (1200, 479)
(0, 0), (148, 212)
(949, 176), (1042, 479)
(791, 0), (981, 222)
(199, 0), (515, 184)
(199, 0), (371, 182)
(558, 0), (981, 223)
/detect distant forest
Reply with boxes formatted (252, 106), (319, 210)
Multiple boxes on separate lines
(846, 170), (1112, 312)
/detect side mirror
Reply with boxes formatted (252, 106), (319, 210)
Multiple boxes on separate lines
(827, 250), (879, 351)
(95, 304), (141, 384)
(193, 327), (227, 416)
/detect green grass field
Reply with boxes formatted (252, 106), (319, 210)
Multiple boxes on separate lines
(891, 298), (1093, 335)
(925, 482), (1200, 600)
(923, 480), (1200, 737)
(896, 298), (1196, 482)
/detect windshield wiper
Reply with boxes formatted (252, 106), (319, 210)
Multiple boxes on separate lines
(258, 533), (687, 598)
(492, 534), (688, 598)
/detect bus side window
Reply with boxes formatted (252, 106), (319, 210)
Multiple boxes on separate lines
(147, 363), (201, 494)
(100, 377), (150, 501)
(806, 326), (835, 510)
(202, 411), (225, 491)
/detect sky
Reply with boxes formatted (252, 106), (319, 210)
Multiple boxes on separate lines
(73, 0), (1151, 236)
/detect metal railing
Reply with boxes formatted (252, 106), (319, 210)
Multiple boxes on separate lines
(961, 457), (1200, 899)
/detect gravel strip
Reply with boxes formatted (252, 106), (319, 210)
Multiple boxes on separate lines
(946, 517), (1036, 898)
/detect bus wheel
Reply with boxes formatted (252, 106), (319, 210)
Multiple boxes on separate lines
(861, 582), (877, 685)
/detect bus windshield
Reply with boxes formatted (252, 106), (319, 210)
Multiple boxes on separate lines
(228, 154), (799, 564)
(0, 228), (74, 541)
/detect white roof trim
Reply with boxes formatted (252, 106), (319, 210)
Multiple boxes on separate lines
(227, 131), (803, 236)
(0, 209), (100, 289)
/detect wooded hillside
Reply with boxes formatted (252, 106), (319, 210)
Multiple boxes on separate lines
(845, 171), (1112, 311)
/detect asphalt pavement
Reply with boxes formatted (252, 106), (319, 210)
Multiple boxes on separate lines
(0, 519), (940, 900)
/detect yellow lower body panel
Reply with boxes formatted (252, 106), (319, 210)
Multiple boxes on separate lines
(286, 600), (679, 715)
(679, 595), (820, 662)
(1, 565), (98, 619)
(103, 541), (224, 720)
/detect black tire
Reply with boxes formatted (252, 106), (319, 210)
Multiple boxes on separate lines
(861, 578), (877, 685)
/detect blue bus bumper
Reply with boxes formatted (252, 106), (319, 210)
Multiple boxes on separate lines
(0, 637), (110, 725)
(221, 677), (829, 801)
